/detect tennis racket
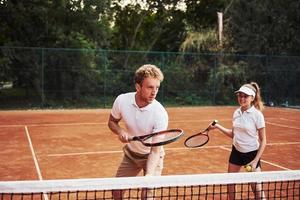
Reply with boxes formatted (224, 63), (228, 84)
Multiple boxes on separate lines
(184, 120), (218, 148)
(129, 129), (184, 147)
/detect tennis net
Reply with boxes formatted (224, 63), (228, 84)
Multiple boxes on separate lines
(0, 170), (299, 200)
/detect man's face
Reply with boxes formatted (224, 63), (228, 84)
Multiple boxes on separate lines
(136, 77), (160, 105)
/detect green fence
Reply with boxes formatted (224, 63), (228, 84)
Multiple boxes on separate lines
(0, 47), (299, 109)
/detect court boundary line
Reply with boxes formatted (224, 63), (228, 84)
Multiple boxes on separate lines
(219, 146), (291, 171)
(45, 142), (296, 171)
(266, 121), (300, 130)
(279, 118), (298, 122)
(25, 126), (44, 180)
(0, 117), (298, 129)
(0, 122), (107, 128)
(25, 126), (49, 200)
(46, 141), (300, 157)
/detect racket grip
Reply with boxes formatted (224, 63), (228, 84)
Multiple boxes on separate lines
(128, 136), (135, 141)
(211, 120), (218, 126)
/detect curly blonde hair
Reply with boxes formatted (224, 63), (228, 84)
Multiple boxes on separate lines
(134, 64), (164, 85)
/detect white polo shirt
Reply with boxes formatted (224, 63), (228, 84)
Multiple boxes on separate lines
(111, 92), (169, 154)
(232, 106), (265, 153)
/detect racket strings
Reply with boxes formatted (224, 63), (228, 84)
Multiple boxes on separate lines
(144, 130), (183, 144)
(185, 133), (209, 147)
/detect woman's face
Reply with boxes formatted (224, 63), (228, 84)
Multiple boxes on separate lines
(236, 92), (254, 110)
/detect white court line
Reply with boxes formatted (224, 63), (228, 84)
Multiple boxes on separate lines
(46, 143), (298, 171)
(25, 126), (44, 180)
(48, 150), (123, 157)
(0, 119), (215, 127)
(47, 146), (231, 157)
(46, 142), (300, 157)
(0, 120), (220, 127)
(0, 117), (297, 128)
(267, 141), (300, 146)
(260, 160), (291, 171)
(25, 126), (49, 200)
(279, 118), (299, 122)
(219, 146), (291, 171)
(0, 122), (105, 128)
(266, 122), (300, 130)
(46, 145), (234, 157)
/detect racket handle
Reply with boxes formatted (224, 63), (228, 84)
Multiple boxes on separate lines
(128, 136), (135, 141)
(211, 120), (218, 126)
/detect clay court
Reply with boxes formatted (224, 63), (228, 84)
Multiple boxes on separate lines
(0, 106), (299, 181)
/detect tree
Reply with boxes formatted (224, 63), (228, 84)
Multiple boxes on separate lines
(225, 0), (300, 55)
(111, 0), (186, 52)
(185, 0), (227, 31)
(0, 0), (113, 104)
(180, 0), (228, 53)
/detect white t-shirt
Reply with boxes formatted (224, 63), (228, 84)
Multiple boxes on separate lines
(232, 106), (265, 153)
(111, 92), (169, 154)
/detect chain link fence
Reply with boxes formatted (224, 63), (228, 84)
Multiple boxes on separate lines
(1, 47), (299, 109)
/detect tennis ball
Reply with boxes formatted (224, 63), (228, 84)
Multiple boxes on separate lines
(245, 165), (252, 172)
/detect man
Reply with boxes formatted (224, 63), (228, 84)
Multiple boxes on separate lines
(108, 64), (168, 199)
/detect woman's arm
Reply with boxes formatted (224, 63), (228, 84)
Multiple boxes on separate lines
(211, 123), (234, 138)
(250, 127), (267, 168)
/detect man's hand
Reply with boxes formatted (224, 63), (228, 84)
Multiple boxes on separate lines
(118, 130), (130, 143)
(108, 114), (130, 143)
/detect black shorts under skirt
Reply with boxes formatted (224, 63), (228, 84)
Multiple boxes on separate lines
(229, 145), (261, 168)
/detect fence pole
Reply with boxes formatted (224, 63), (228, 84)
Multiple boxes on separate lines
(41, 48), (45, 107)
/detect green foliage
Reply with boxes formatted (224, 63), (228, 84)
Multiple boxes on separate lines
(0, 0), (112, 103)
(0, 0), (48, 46)
(226, 0), (300, 55)
(1, 0), (300, 109)
(265, 56), (300, 105)
(174, 92), (212, 105)
(185, 0), (227, 31)
(0, 54), (12, 87)
(180, 29), (218, 52)
(0, 0), (112, 48)
(44, 48), (102, 101)
(111, 0), (186, 52)
(207, 60), (248, 104)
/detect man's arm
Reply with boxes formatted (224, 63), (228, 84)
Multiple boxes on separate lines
(145, 107), (168, 176)
(108, 114), (129, 143)
(145, 146), (161, 176)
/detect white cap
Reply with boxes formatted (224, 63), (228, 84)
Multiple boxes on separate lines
(235, 85), (256, 97)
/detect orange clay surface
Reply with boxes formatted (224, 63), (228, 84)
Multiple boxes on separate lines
(0, 106), (299, 181)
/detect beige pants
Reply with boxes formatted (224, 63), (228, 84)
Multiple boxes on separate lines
(116, 145), (164, 177)
(113, 146), (164, 199)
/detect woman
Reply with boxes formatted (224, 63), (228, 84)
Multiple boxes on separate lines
(210, 82), (266, 200)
